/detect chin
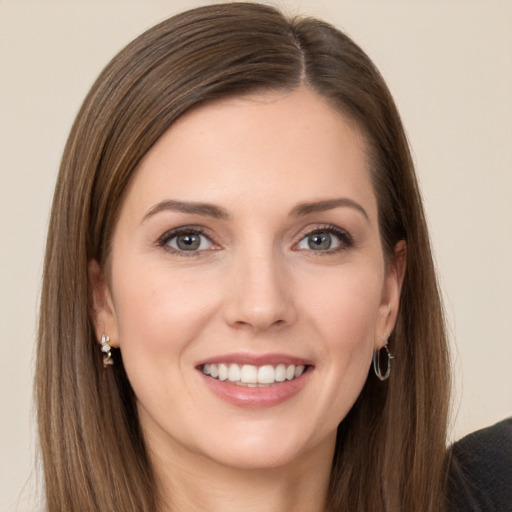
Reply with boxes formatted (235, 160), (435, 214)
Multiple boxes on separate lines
(194, 423), (335, 472)
(204, 444), (306, 471)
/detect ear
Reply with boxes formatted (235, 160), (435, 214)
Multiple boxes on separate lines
(374, 240), (407, 350)
(88, 259), (119, 347)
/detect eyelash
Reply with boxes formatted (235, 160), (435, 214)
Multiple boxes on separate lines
(156, 224), (354, 256)
(294, 224), (354, 255)
(157, 227), (216, 257)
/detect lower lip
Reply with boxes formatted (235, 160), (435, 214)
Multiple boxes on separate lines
(199, 369), (312, 408)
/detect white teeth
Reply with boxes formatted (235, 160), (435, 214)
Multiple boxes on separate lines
(202, 362), (308, 386)
(218, 363), (228, 381)
(210, 364), (219, 378)
(240, 364), (257, 384)
(257, 365), (275, 384)
(228, 364), (240, 382)
(275, 364), (286, 382)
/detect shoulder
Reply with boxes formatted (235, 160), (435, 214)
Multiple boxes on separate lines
(447, 418), (512, 511)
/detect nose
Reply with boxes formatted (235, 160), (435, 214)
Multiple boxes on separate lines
(222, 247), (297, 332)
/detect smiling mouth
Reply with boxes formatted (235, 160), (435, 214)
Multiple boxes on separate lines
(201, 363), (308, 387)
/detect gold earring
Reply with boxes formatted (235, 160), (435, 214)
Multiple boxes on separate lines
(100, 333), (113, 367)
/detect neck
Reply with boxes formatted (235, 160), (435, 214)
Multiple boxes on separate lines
(151, 436), (334, 512)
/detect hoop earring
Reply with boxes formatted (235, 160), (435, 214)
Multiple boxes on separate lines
(373, 344), (393, 381)
(100, 333), (114, 367)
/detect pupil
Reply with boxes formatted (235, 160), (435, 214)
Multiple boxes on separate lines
(177, 234), (200, 250)
(309, 233), (331, 250)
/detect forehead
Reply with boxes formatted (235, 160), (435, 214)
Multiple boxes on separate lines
(121, 86), (377, 221)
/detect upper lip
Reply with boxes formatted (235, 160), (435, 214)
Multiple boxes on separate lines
(196, 352), (314, 368)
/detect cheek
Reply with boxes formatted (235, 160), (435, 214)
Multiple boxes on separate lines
(111, 259), (220, 358)
(109, 261), (224, 421)
(301, 265), (382, 390)
(300, 264), (383, 347)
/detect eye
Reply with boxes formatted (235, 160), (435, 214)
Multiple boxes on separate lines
(161, 229), (214, 253)
(296, 226), (352, 252)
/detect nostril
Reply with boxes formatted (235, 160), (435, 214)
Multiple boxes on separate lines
(234, 317), (287, 328)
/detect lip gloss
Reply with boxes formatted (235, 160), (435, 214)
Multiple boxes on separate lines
(198, 365), (312, 408)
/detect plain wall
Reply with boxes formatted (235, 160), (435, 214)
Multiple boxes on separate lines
(1, 1), (511, 510)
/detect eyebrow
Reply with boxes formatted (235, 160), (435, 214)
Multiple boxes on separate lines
(141, 200), (231, 223)
(291, 198), (369, 222)
(141, 197), (369, 224)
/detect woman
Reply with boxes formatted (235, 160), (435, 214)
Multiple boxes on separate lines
(35, 3), (511, 511)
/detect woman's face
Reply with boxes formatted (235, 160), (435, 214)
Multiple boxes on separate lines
(91, 86), (403, 471)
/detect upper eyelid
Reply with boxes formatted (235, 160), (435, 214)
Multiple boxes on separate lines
(157, 225), (218, 249)
(158, 225), (212, 240)
(294, 223), (352, 241)
(292, 224), (354, 251)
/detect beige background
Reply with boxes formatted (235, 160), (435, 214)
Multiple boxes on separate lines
(1, 1), (511, 510)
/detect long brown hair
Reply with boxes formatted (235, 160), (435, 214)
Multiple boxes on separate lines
(36, 3), (450, 510)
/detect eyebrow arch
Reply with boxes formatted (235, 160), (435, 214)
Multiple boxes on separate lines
(141, 200), (231, 223)
(291, 198), (369, 222)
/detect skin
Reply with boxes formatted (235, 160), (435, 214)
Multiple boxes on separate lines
(90, 86), (405, 512)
